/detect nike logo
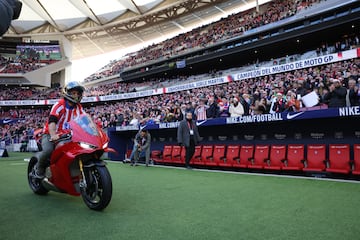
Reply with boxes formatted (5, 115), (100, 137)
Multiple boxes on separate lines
(286, 112), (305, 120)
(196, 120), (207, 126)
(2, 119), (12, 124)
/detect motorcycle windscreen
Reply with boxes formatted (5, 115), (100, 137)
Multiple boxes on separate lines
(70, 114), (103, 148)
(74, 114), (99, 136)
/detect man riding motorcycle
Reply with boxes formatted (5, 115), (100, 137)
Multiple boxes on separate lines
(32, 81), (85, 178)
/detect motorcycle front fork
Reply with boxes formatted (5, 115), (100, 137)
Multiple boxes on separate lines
(79, 159), (87, 188)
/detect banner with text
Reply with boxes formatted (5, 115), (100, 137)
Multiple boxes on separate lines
(0, 48), (359, 107)
(112, 106), (360, 131)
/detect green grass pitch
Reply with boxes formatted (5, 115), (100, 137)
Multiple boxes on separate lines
(1, 152), (360, 240)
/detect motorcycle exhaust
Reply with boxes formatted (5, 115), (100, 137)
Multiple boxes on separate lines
(41, 178), (65, 193)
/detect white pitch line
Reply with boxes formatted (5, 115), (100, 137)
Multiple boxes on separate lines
(105, 161), (360, 184)
(10, 162), (26, 166)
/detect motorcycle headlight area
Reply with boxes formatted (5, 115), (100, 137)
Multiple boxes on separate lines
(79, 142), (97, 149)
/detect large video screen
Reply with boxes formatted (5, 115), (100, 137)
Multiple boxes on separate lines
(16, 44), (62, 60)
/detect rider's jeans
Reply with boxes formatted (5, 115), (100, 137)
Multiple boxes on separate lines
(35, 134), (55, 170)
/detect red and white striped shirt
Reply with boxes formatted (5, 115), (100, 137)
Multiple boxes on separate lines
(44, 99), (84, 134)
(196, 105), (207, 120)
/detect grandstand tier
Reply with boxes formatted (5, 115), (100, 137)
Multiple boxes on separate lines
(1, 0), (360, 181)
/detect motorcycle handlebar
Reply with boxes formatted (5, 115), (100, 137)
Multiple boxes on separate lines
(50, 133), (72, 143)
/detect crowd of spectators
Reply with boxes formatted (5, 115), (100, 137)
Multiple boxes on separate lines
(0, 31), (358, 101)
(1, 58), (359, 144)
(0, 54), (59, 74)
(1, 0), (359, 143)
(83, 0), (323, 82)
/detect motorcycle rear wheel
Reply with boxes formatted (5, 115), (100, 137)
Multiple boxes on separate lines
(81, 165), (112, 211)
(27, 157), (49, 195)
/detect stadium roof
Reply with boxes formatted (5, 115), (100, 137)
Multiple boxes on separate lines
(6, 0), (265, 59)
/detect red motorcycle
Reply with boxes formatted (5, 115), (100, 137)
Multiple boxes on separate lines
(28, 114), (114, 211)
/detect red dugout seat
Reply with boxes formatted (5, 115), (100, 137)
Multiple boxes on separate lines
(264, 145), (286, 170)
(173, 146), (186, 164)
(248, 145), (269, 169)
(303, 144), (326, 172)
(326, 144), (351, 174)
(151, 150), (162, 163)
(161, 145), (173, 163)
(233, 145), (253, 168)
(283, 144), (304, 171)
(190, 145), (202, 165)
(352, 144), (360, 175)
(218, 145), (240, 167)
(198, 145), (214, 165)
(171, 145), (182, 163)
(180, 146), (186, 163)
(205, 145), (226, 166)
(126, 149), (132, 159)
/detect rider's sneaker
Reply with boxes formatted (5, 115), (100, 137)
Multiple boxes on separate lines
(32, 165), (45, 179)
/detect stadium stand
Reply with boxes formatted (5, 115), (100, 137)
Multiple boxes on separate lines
(82, 0), (324, 83)
(0, 43), (62, 74)
(1, 0), (359, 181)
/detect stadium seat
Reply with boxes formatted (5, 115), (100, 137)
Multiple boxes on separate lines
(205, 145), (226, 166)
(162, 145), (173, 163)
(180, 146), (186, 164)
(198, 145), (214, 165)
(151, 150), (162, 163)
(126, 149), (132, 160)
(218, 145), (240, 167)
(325, 144), (351, 174)
(171, 145), (182, 163)
(303, 144), (326, 172)
(172, 146), (185, 164)
(264, 145), (286, 170)
(248, 145), (269, 169)
(352, 144), (360, 175)
(190, 145), (203, 165)
(283, 144), (305, 171)
(233, 145), (253, 168)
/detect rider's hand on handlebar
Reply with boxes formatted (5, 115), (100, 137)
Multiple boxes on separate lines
(50, 134), (60, 142)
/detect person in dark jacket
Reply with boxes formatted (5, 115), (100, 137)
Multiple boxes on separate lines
(206, 97), (219, 118)
(177, 112), (201, 169)
(323, 79), (347, 108)
(347, 78), (360, 106)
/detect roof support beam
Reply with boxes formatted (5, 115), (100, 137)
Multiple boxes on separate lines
(22, 0), (61, 31)
(70, 0), (102, 25)
(116, 0), (140, 14)
(82, 32), (105, 54)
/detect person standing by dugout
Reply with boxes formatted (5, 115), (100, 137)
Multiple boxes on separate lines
(177, 112), (201, 169)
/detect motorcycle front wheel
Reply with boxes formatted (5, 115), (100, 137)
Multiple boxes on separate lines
(81, 165), (112, 211)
